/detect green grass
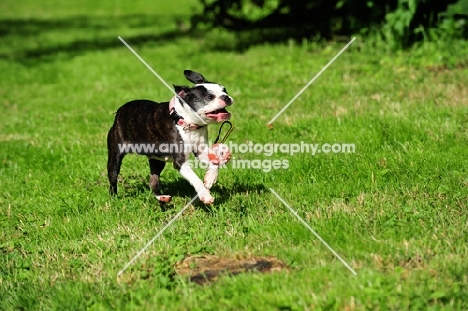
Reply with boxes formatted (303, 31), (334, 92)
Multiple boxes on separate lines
(1, 0), (468, 310)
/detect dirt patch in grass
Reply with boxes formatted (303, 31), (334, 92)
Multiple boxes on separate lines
(175, 255), (289, 285)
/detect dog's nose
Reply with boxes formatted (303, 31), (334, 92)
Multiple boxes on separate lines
(220, 95), (232, 106)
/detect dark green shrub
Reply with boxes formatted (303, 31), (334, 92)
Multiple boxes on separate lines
(191, 0), (468, 48)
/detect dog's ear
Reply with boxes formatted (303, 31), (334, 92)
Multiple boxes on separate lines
(184, 70), (209, 84)
(173, 85), (191, 98)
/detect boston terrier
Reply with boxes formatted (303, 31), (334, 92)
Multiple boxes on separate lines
(107, 70), (233, 204)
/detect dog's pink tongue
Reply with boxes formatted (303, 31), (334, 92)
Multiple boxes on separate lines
(207, 111), (231, 121)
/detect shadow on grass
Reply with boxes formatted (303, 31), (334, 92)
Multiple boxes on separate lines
(0, 14), (180, 37)
(0, 12), (355, 65)
(119, 176), (267, 212)
(0, 13), (352, 65)
(0, 14), (195, 65)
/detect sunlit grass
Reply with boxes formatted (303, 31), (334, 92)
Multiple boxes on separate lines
(1, 0), (467, 309)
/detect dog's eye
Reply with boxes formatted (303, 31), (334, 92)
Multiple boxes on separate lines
(205, 94), (215, 101)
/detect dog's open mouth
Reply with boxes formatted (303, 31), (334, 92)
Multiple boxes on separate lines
(206, 108), (231, 121)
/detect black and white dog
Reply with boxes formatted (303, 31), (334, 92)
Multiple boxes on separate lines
(107, 70), (233, 204)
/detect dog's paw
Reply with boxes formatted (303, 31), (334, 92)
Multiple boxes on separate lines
(199, 193), (214, 204)
(156, 195), (172, 203)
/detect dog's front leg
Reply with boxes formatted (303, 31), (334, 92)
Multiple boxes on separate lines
(195, 146), (219, 190)
(176, 160), (214, 204)
(202, 159), (220, 190)
(204, 164), (219, 190)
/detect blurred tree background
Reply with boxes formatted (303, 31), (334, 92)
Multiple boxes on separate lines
(191, 0), (468, 48)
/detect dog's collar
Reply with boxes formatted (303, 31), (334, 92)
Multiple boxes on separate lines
(169, 97), (206, 130)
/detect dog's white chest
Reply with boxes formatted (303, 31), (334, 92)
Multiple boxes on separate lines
(177, 126), (209, 156)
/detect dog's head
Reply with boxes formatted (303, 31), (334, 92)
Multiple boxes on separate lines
(173, 70), (233, 124)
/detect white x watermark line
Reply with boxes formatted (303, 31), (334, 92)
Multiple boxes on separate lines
(269, 188), (357, 275)
(118, 36), (207, 125)
(267, 37), (356, 126)
(117, 193), (202, 277)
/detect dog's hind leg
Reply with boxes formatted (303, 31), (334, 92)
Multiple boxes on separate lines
(148, 158), (171, 203)
(108, 151), (124, 196)
(107, 128), (125, 196)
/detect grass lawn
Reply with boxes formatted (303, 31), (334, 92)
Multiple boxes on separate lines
(1, 0), (468, 310)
